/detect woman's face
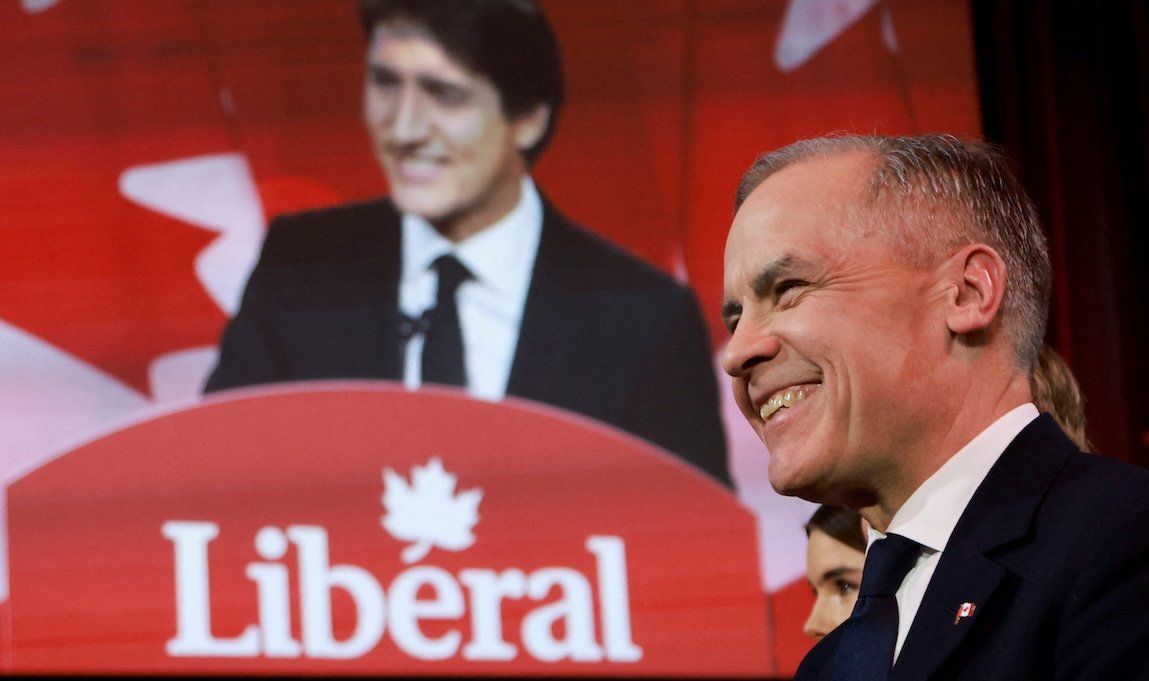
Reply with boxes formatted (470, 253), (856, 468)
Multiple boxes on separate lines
(804, 527), (865, 638)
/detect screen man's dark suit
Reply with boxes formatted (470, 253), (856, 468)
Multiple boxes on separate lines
(795, 414), (1149, 680)
(205, 197), (730, 486)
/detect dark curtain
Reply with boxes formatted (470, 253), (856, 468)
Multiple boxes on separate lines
(972, 0), (1149, 467)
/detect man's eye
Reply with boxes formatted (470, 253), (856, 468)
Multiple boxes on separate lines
(775, 280), (808, 304)
(724, 316), (740, 335)
(836, 579), (857, 596)
(427, 84), (469, 106)
(370, 68), (400, 89)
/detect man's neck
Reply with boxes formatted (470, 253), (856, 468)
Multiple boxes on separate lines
(859, 372), (1033, 533)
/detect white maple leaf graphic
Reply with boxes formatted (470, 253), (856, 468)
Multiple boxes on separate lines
(381, 457), (483, 564)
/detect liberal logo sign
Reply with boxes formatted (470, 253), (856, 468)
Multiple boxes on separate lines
(3, 384), (769, 676)
(163, 458), (641, 663)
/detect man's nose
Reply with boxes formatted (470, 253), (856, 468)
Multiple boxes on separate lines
(721, 316), (781, 378)
(391, 87), (430, 145)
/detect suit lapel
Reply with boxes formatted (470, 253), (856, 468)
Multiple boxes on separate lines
(891, 415), (1076, 680)
(273, 199), (404, 381)
(354, 203), (403, 380)
(506, 201), (585, 405)
(890, 547), (1005, 680)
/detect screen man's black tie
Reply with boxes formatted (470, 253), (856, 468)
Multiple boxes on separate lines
(421, 254), (472, 387)
(833, 533), (921, 680)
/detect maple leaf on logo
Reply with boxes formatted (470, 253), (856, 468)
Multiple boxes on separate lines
(381, 457), (483, 564)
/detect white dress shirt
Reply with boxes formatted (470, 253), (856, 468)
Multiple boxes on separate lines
(399, 177), (542, 401)
(868, 402), (1040, 660)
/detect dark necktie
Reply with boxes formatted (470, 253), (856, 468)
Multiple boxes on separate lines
(420, 254), (472, 387)
(833, 533), (921, 680)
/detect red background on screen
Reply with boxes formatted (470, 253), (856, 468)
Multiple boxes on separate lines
(0, 0), (979, 675)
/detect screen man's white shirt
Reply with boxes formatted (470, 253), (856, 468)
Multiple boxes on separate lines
(399, 177), (542, 401)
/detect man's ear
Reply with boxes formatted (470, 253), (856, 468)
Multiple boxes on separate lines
(511, 104), (550, 152)
(945, 243), (1007, 335)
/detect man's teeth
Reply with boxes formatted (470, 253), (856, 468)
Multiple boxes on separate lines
(396, 156), (444, 180)
(759, 387), (810, 421)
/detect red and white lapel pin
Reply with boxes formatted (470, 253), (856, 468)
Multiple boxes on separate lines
(953, 602), (977, 625)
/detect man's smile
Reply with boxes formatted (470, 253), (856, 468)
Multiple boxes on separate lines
(758, 382), (821, 422)
(387, 152), (450, 183)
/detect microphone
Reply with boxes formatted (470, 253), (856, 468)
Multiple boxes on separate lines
(398, 310), (434, 341)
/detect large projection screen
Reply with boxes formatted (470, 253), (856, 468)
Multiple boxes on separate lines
(0, 0), (980, 677)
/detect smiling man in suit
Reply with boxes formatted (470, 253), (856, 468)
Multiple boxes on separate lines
(722, 134), (1149, 678)
(205, 0), (729, 486)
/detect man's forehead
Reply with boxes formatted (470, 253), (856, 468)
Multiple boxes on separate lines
(367, 22), (470, 75)
(369, 17), (444, 45)
(729, 153), (874, 245)
(742, 151), (875, 215)
(724, 151), (878, 286)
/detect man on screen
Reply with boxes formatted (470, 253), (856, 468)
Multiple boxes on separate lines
(721, 134), (1149, 677)
(206, 0), (729, 486)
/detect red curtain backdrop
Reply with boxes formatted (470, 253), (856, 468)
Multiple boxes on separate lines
(973, 0), (1149, 468)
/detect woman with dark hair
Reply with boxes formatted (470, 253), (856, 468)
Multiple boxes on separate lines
(802, 504), (867, 638)
(802, 343), (1092, 638)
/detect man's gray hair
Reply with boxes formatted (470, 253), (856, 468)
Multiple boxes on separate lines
(735, 134), (1051, 370)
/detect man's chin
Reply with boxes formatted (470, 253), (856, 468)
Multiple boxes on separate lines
(390, 190), (455, 223)
(768, 477), (819, 500)
(766, 467), (814, 500)
(767, 456), (829, 502)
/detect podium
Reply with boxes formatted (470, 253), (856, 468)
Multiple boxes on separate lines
(2, 383), (769, 677)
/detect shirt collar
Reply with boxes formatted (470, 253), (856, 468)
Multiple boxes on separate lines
(871, 403), (1040, 553)
(400, 177), (543, 298)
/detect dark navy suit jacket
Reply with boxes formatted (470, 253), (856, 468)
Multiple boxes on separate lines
(795, 414), (1149, 680)
(204, 197), (730, 486)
